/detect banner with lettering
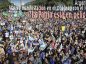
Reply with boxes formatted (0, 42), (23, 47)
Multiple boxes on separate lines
(25, 11), (86, 20)
(9, 5), (86, 20)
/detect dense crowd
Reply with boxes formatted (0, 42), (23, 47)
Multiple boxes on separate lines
(0, 18), (86, 64)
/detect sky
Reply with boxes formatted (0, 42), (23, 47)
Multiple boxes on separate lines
(10, 0), (32, 6)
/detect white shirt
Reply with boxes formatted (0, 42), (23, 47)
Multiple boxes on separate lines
(10, 35), (14, 40)
(5, 32), (9, 37)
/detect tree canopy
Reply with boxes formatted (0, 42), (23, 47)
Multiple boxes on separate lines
(25, 0), (73, 6)
(0, 0), (13, 10)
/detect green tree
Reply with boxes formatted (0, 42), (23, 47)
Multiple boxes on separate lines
(0, 0), (12, 10)
(30, 0), (73, 6)
(62, 0), (73, 6)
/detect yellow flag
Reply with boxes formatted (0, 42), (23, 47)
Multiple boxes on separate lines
(61, 26), (65, 31)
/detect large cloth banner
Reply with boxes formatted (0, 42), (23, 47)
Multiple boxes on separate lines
(25, 11), (86, 20)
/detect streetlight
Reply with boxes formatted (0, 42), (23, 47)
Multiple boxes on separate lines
(20, 0), (22, 10)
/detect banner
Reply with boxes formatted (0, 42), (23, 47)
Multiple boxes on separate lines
(9, 5), (86, 20)
(25, 11), (86, 20)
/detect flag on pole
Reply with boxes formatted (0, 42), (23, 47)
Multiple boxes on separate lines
(61, 26), (65, 31)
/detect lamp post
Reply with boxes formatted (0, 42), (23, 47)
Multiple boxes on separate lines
(20, 0), (22, 10)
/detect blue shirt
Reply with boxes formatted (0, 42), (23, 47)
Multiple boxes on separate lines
(50, 58), (55, 64)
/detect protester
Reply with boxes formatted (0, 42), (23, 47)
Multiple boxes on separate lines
(0, 16), (86, 64)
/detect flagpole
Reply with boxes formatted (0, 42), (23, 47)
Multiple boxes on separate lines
(18, 0), (22, 10)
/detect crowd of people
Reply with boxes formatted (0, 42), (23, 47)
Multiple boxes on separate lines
(0, 16), (86, 64)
